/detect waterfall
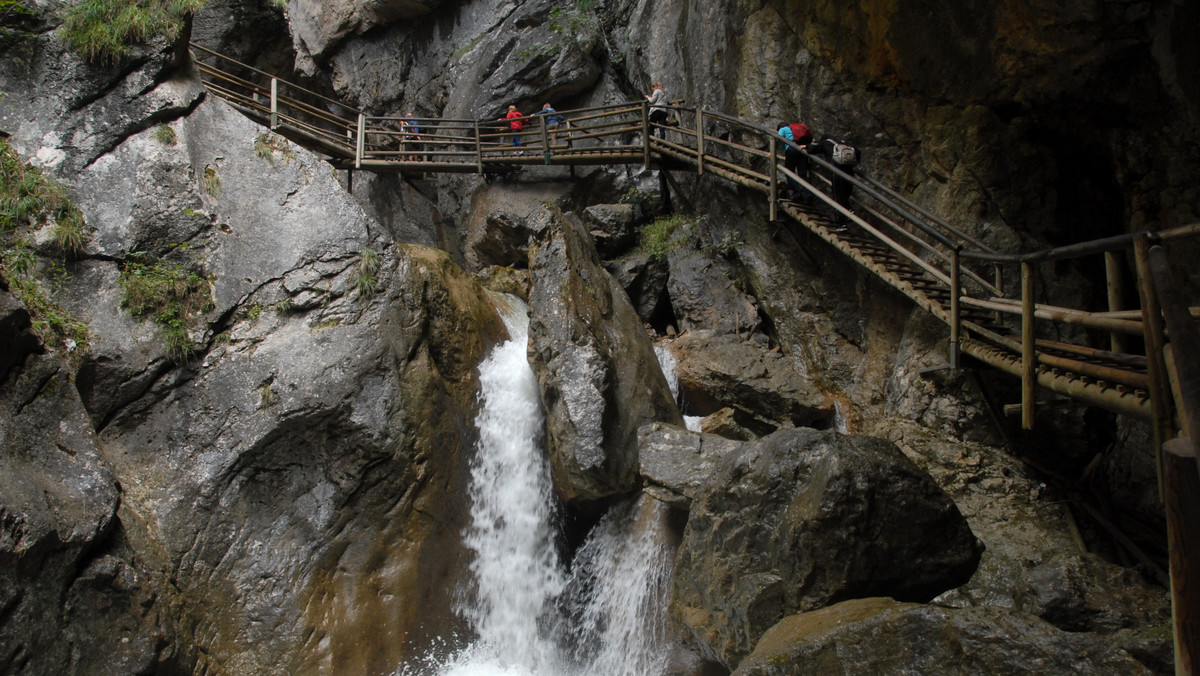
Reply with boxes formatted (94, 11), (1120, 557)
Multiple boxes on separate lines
(411, 295), (674, 676)
(654, 344), (703, 432)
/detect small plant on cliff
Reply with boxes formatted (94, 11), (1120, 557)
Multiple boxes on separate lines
(202, 164), (220, 196)
(153, 123), (177, 146)
(353, 246), (380, 297)
(639, 214), (689, 262)
(119, 250), (213, 362)
(0, 140), (91, 353)
(253, 132), (294, 165)
(61, 0), (208, 63)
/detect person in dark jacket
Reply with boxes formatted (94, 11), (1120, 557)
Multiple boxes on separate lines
(812, 132), (859, 225)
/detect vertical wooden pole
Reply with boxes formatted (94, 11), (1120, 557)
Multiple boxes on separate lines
(642, 101), (651, 170)
(269, 77), (278, 129)
(1021, 261), (1036, 430)
(1164, 437), (1200, 676)
(355, 112), (365, 169)
(950, 249), (962, 369)
(768, 136), (778, 222)
(1135, 234), (1171, 496)
(540, 115), (550, 163)
(697, 109), (705, 175)
(994, 264), (1004, 325)
(474, 121), (483, 174)
(1106, 250), (1128, 354)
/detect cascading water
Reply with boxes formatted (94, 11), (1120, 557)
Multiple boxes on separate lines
(654, 344), (703, 432)
(411, 295), (675, 676)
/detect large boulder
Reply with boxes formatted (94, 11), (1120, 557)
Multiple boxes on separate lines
(671, 426), (983, 668)
(733, 597), (1153, 675)
(527, 206), (682, 504)
(666, 330), (834, 434)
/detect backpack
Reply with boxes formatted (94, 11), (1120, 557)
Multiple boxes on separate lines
(788, 123), (811, 144)
(831, 141), (858, 166)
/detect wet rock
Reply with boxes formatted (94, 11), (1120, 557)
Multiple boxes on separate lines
(584, 202), (641, 256)
(733, 597), (1153, 675)
(0, 354), (175, 674)
(0, 289), (41, 384)
(671, 427), (982, 668)
(666, 330), (834, 433)
(666, 232), (760, 337)
(872, 418), (1171, 637)
(527, 207), (682, 503)
(637, 422), (743, 509)
(603, 248), (669, 325)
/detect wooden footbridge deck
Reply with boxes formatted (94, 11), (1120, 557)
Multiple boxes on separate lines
(193, 42), (1200, 664)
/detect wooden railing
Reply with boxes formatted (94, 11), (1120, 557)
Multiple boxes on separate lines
(191, 42), (1200, 669)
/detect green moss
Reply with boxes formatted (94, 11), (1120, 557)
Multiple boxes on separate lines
(61, 0), (208, 63)
(253, 132), (294, 165)
(639, 214), (689, 262)
(0, 139), (90, 353)
(119, 253), (212, 362)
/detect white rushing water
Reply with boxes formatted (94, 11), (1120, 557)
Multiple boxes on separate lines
(654, 344), (703, 432)
(410, 295), (674, 676)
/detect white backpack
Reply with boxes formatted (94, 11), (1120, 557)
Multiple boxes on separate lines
(832, 141), (858, 167)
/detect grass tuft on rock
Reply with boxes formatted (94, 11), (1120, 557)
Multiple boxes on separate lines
(61, 0), (207, 63)
(0, 139), (91, 353)
(119, 250), (213, 362)
(639, 214), (689, 262)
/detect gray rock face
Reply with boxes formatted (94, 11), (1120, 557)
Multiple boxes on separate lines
(288, 0), (446, 73)
(637, 422), (742, 508)
(584, 202), (641, 256)
(604, 249), (669, 325)
(0, 353), (178, 674)
(733, 597), (1153, 676)
(666, 234), (760, 337)
(527, 207), (682, 503)
(0, 31), (202, 177)
(0, 290), (41, 383)
(666, 330), (834, 434)
(671, 427), (982, 668)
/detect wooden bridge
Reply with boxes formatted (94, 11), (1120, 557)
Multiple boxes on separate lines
(192, 43), (1200, 666)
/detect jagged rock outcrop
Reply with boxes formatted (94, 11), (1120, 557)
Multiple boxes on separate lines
(732, 597), (1154, 676)
(671, 427), (982, 669)
(637, 422), (742, 508)
(666, 330), (834, 434)
(872, 418), (1171, 638)
(0, 353), (160, 675)
(526, 206), (682, 504)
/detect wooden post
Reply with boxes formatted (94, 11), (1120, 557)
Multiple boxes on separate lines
(540, 115), (550, 163)
(1164, 437), (1200, 676)
(1021, 261), (1036, 430)
(474, 121), (483, 174)
(1135, 234), (1171, 495)
(1106, 250), (1128, 354)
(768, 136), (777, 222)
(950, 249), (962, 369)
(697, 109), (705, 175)
(355, 112), (364, 169)
(269, 77), (278, 130)
(642, 101), (651, 170)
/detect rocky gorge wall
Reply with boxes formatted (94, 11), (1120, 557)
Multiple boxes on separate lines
(0, 0), (1195, 673)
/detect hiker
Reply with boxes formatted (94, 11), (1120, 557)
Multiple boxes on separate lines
(777, 121), (813, 201)
(505, 104), (524, 148)
(813, 132), (860, 225)
(535, 103), (564, 146)
(401, 113), (421, 160)
(645, 81), (668, 139)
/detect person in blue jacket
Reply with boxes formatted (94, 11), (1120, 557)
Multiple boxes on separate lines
(777, 121), (813, 202)
(535, 103), (565, 146)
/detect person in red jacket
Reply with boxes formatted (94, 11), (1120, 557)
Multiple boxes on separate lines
(505, 104), (524, 148)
